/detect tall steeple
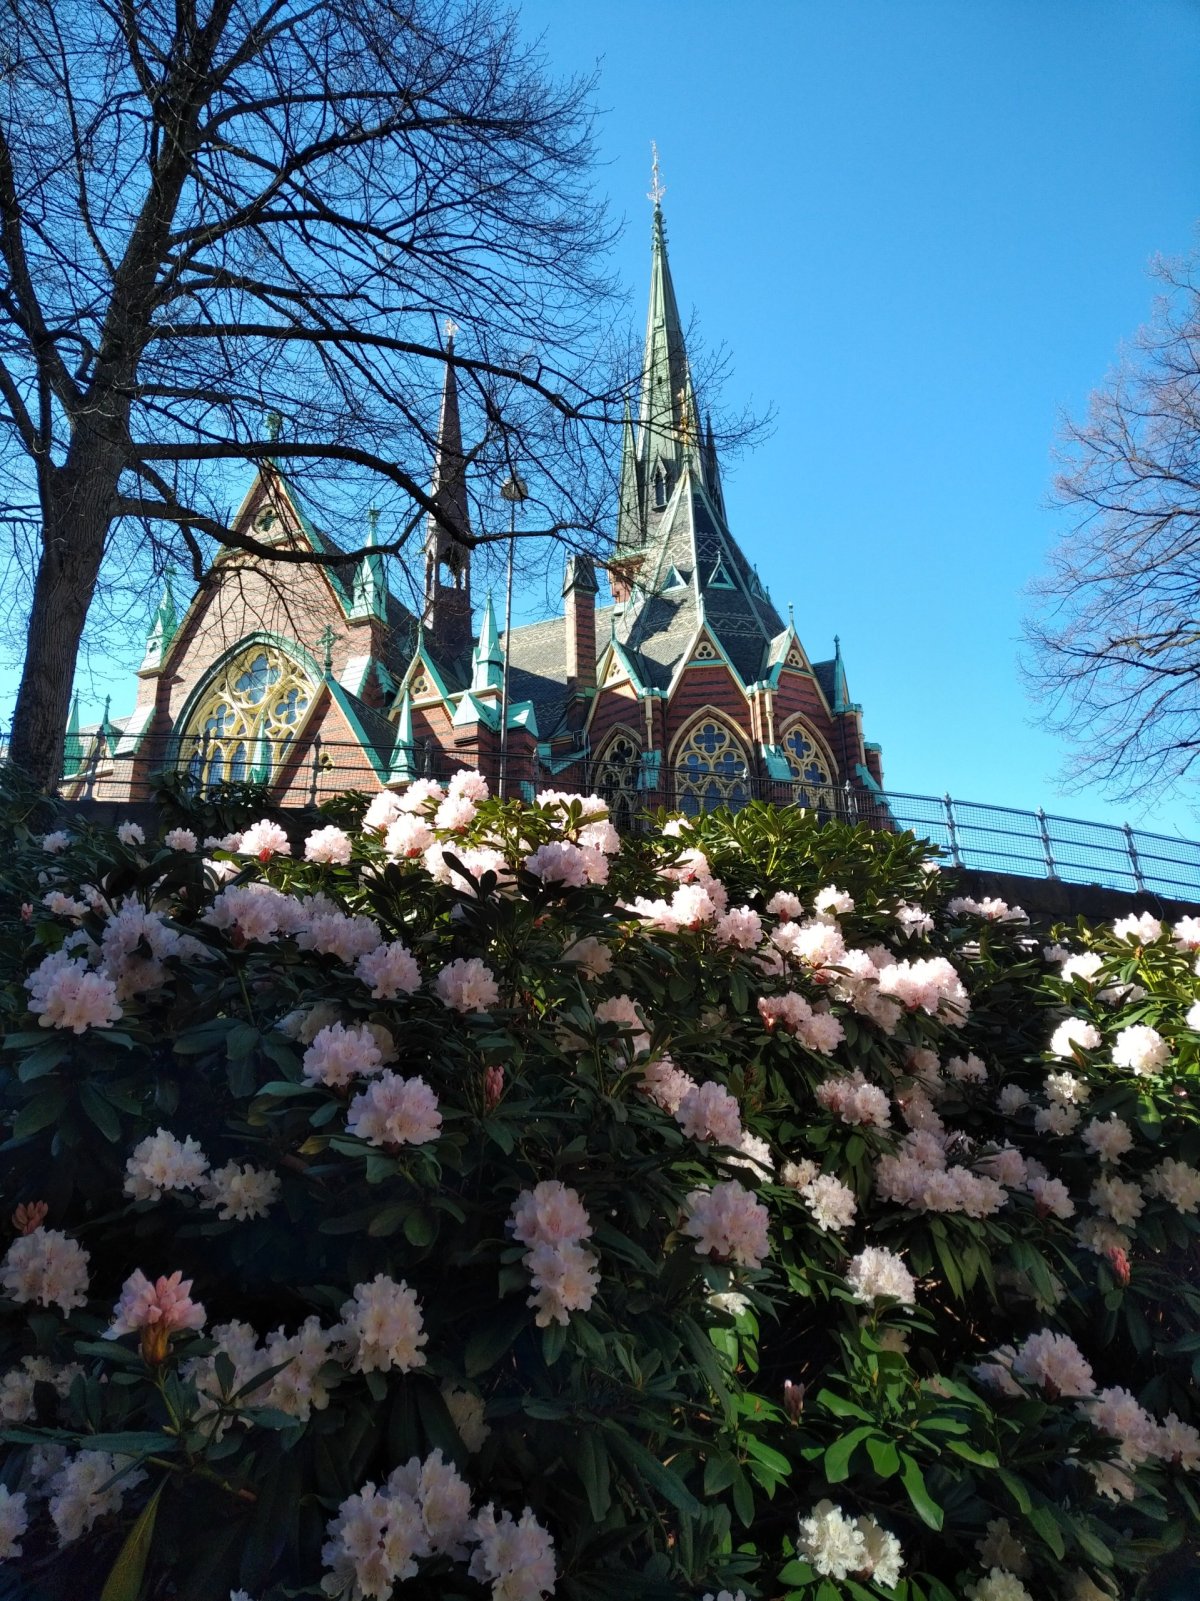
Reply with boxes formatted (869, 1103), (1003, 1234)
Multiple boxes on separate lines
(615, 402), (644, 554)
(423, 325), (474, 663)
(627, 146), (711, 543)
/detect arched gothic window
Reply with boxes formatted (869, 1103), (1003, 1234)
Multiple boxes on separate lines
(672, 717), (750, 816)
(781, 721), (835, 812)
(179, 644), (316, 788)
(592, 730), (641, 834)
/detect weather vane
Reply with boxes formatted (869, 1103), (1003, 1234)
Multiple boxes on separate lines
(648, 141), (666, 207)
(444, 318), (459, 341)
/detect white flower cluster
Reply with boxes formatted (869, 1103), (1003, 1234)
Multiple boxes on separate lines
(795, 1499), (903, 1586)
(321, 1456), (555, 1601)
(509, 1180), (600, 1327)
(123, 1128), (279, 1219)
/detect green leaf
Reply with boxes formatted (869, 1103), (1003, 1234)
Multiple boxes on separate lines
(996, 1468), (1032, 1514)
(577, 1429), (612, 1520)
(464, 1301), (527, 1377)
(80, 1083), (122, 1142)
(824, 1425), (875, 1484)
(607, 1432), (703, 1517)
(1028, 1503), (1066, 1560)
(12, 1089), (65, 1138)
(100, 1478), (165, 1601)
(899, 1452), (943, 1530)
(866, 1435), (901, 1478)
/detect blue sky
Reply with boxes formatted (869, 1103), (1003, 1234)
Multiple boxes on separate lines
(8, 0), (1200, 836)
(512, 0), (1200, 834)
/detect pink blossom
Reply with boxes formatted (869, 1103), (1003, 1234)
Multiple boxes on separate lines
(815, 1069), (891, 1129)
(304, 825), (353, 865)
(639, 1055), (697, 1113)
(203, 882), (301, 944)
(385, 814), (435, 859)
(362, 790), (405, 834)
(435, 793), (477, 831)
(562, 936), (613, 977)
(435, 957), (499, 1013)
(676, 1081), (744, 1146)
(715, 906), (763, 948)
(346, 1073), (442, 1147)
(766, 890), (802, 920)
(448, 768), (489, 802)
(105, 1270), (205, 1362)
(297, 907), (381, 964)
(355, 940), (421, 999)
(25, 953), (122, 1033)
(302, 1022), (384, 1087)
(757, 992), (845, 1055)
(1010, 1329), (1095, 1398)
(595, 994), (650, 1054)
(239, 819), (291, 861)
(41, 831), (70, 854)
(117, 820), (145, 847)
(0, 1228), (89, 1312)
(525, 841), (589, 889)
(510, 1181), (593, 1248)
(682, 1180), (770, 1269)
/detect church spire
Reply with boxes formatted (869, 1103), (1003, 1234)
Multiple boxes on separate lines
(639, 155), (690, 497)
(470, 592), (503, 692)
(423, 326), (474, 662)
(63, 691), (83, 778)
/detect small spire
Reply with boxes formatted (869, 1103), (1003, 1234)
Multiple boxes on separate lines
(350, 508), (387, 621)
(63, 691), (83, 778)
(788, 601), (795, 627)
(471, 592), (503, 692)
(264, 410), (282, 443)
(648, 140), (666, 207)
(366, 507), (380, 542)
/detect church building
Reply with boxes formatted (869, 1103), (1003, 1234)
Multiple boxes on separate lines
(67, 183), (885, 823)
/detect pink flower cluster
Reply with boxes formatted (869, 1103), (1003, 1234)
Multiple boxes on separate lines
(682, 1180), (769, 1269)
(509, 1180), (600, 1327)
(815, 1069), (891, 1129)
(346, 1073), (442, 1148)
(25, 952), (122, 1034)
(302, 1022), (384, 1087)
(436, 957), (500, 1014)
(757, 992), (845, 1055)
(355, 939), (421, 999)
(676, 1080), (743, 1146)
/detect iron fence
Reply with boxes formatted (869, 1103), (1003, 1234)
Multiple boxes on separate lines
(4, 726), (1200, 899)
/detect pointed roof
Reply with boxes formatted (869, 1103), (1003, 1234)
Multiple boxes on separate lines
(471, 592), (503, 692)
(639, 202), (690, 473)
(350, 509), (388, 622)
(426, 335), (471, 551)
(615, 403), (643, 555)
(63, 692), (83, 777)
(140, 567), (179, 670)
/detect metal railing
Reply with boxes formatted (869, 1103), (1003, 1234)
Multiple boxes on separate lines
(5, 727), (1200, 900)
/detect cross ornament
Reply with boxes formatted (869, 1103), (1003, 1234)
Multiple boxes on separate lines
(444, 318), (459, 341)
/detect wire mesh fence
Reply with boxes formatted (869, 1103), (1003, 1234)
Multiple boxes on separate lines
(5, 727), (1200, 899)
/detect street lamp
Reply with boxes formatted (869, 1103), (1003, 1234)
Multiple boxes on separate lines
(498, 473), (528, 798)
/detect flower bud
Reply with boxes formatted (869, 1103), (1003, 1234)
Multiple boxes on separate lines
(1106, 1245), (1131, 1287)
(12, 1201), (48, 1236)
(484, 1065), (505, 1113)
(783, 1379), (805, 1422)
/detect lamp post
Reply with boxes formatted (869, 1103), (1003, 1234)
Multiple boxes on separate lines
(498, 473), (528, 797)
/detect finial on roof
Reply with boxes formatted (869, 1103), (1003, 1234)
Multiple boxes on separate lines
(264, 410), (282, 443)
(648, 141), (666, 207)
(444, 318), (459, 343)
(319, 624), (337, 677)
(788, 602), (794, 627)
(366, 506), (380, 540)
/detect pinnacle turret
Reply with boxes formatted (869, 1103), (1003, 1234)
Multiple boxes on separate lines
(470, 592), (503, 692)
(350, 508), (387, 622)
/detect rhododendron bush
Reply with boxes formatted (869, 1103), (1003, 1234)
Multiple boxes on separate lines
(0, 779), (1198, 1600)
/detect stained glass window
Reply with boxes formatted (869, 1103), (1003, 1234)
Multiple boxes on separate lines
(593, 731), (641, 833)
(781, 721), (834, 811)
(180, 645), (316, 788)
(673, 718), (750, 816)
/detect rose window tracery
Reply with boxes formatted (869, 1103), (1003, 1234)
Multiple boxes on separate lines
(180, 645), (316, 787)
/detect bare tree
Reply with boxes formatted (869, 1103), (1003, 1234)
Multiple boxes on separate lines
(1025, 250), (1200, 803)
(0, 0), (638, 789)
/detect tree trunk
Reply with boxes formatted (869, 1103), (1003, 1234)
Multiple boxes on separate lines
(7, 458), (119, 792)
